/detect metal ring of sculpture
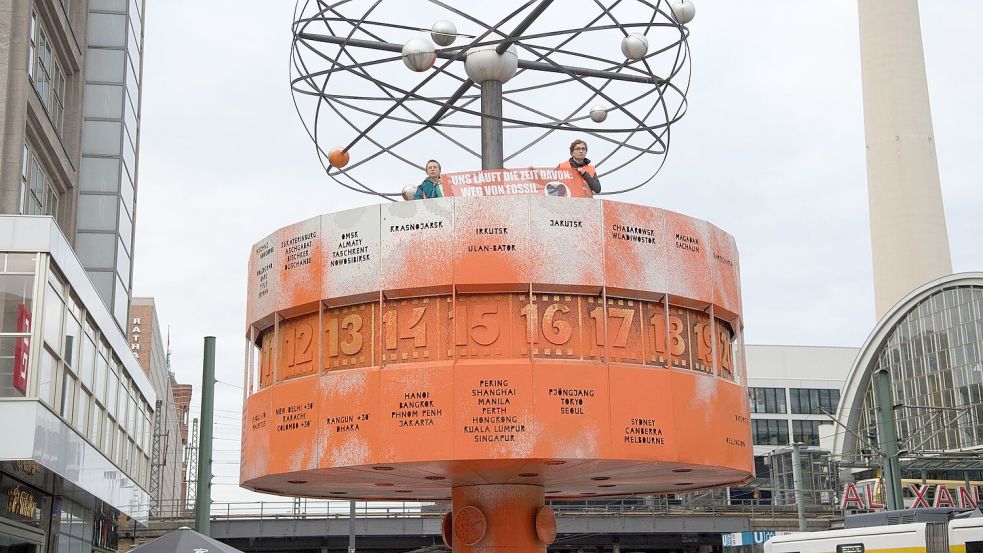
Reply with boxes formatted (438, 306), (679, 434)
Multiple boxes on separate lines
(290, 0), (694, 199)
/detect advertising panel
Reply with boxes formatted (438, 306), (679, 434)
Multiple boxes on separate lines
(13, 304), (31, 394)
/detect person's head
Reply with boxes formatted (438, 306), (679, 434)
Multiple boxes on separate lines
(569, 139), (588, 162)
(426, 159), (442, 180)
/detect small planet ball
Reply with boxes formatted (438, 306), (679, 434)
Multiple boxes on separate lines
(589, 106), (608, 123)
(620, 33), (649, 61)
(671, 0), (696, 24)
(328, 148), (350, 168)
(402, 184), (418, 201)
(431, 20), (457, 47)
(402, 37), (437, 72)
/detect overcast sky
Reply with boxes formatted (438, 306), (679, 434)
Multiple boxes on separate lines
(132, 1), (983, 502)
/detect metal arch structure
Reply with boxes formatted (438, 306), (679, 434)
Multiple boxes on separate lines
(290, 0), (693, 199)
(832, 272), (983, 460)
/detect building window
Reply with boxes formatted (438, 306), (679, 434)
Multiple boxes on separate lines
(789, 388), (840, 415)
(752, 419), (789, 446)
(20, 144), (60, 220)
(29, 12), (67, 133)
(0, 254), (37, 397)
(749, 387), (787, 414)
(51, 498), (93, 553)
(792, 420), (825, 446)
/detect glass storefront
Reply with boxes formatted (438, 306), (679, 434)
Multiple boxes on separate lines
(0, 470), (120, 553)
(0, 472), (49, 553)
(48, 498), (93, 553)
(0, 534), (40, 553)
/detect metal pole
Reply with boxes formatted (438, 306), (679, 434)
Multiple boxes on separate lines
(195, 336), (216, 534)
(480, 80), (504, 169)
(348, 500), (356, 553)
(873, 368), (903, 510)
(790, 443), (807, 531)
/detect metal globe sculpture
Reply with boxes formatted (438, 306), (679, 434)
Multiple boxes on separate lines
(290, 1), (692, 198)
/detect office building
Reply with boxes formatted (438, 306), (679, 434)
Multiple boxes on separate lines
(0, 217), (153, 552)
(740, 344), (858, 504)
(0, 0), (144, 329)
(128, 297), (192, 517)
(0, 1), (183, 551)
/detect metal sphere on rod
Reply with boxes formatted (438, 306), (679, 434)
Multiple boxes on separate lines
(328, 148), (350, 168)
(590, 106), (608, 123)
(402, 37), (437, 72)
(671, 0), (696, 24)
(431, 20), (457, 47)
(401, 185), (418, 201)
(620, 33), (649, 61)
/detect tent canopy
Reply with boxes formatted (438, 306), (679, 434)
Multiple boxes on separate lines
(129, 527), (244, 553)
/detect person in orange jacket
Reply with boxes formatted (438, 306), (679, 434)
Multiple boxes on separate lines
(558, 139), (601, 195)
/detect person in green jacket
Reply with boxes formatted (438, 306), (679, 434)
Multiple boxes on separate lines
(413, 159), (444, 199)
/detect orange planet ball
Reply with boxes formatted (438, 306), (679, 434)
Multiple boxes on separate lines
(328, 148), (350, 168)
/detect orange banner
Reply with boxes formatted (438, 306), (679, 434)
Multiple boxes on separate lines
(442, 168), (593, 198)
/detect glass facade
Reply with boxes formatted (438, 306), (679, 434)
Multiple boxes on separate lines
(767, 447), (838, 506)
(77, 0), (145, 328)
(752, 419), (788, 446)
(789, 387), (840, 415)
(0, 254), (38, 397)
(749, 387), (839, 447)
(749, 387), (786, 414)
(860, 285), (983, 452)
(0, 250), (152, 489)
(48, 498), (93, 553)
(792, 419), (825, 446)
